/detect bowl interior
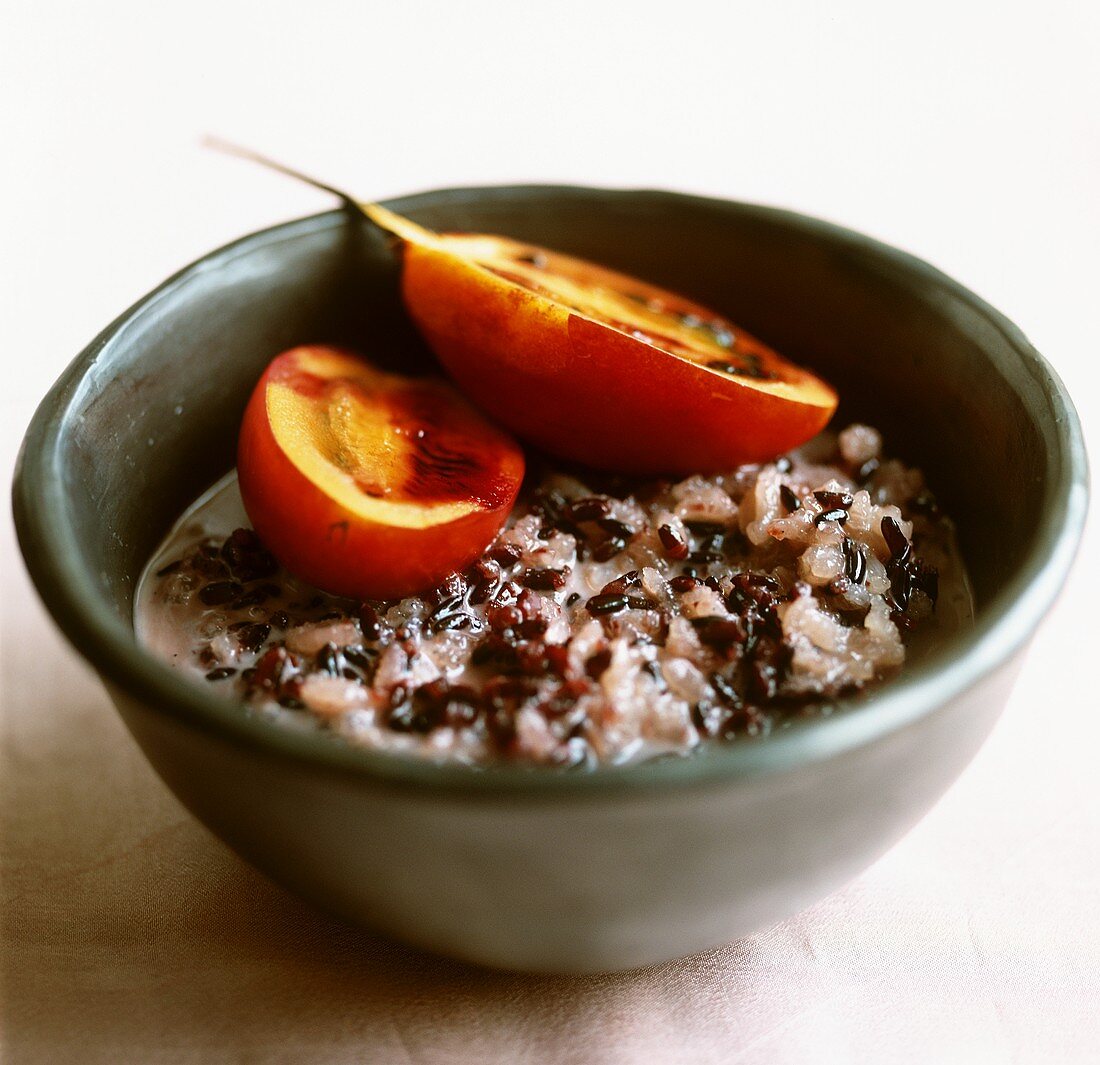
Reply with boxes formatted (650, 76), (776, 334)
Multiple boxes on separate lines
(16, 186), (1085, 785)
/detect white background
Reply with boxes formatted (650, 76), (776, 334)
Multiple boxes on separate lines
(2, 3), (1098, 1063)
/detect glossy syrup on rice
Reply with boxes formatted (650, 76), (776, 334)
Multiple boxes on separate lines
(135, 426), (973, 767)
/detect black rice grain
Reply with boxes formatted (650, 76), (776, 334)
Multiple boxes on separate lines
(522, 567), (569, 591)
(199, 581), (243, 606)
(658, 523), (690, 560)
(842, 538), (867, 584)
(566, 497), (611, 522)
(881, 516), (911, 561)
(814, 490), (854, 511)
(237, 623), (271, 654)
(586, 593), (628, 616)
(593, 538), (626, 562)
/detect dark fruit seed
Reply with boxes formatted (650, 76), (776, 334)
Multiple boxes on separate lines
(670, 575), (698, 593)
(205, 667), (237, 681)
(199, 581), (243, 606)
(658, 523), (690, 560)
(625, 595), (657, 611)
(779, 485), (801, 514)
(270, 611), (290, 629)
(566, 592), (581, 607)
(881, 516), (911, 561)
(586, 593), (628, 616)
(522, 567), (569, 591)
(813, 490), (854, 511)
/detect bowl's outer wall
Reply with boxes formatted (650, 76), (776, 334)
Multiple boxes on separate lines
(109, 653), (1021, 971)
(16, 188), (1085, 971)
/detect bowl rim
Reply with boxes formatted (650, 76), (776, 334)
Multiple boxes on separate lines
(12, 185), (1090, 797)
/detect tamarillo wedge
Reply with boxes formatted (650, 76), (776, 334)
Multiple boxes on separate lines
(237, 346), (524, 599)
(211, 141), (838, 474)
(392, 225), (837, 473)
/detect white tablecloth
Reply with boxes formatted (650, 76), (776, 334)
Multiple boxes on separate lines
(3, 3), (1098, 1061)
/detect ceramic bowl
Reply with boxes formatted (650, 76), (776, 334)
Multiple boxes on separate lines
(13, 187), (1088, 972)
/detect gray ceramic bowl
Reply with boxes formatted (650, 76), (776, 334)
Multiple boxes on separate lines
(14, 187), (1088, 973)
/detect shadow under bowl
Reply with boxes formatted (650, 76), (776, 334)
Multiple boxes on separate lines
(13, 186), (1088, 972)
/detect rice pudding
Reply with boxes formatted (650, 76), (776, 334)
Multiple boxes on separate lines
(136, 425), (972, 767)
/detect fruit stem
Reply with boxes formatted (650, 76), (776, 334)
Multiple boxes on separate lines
(202, 136), (438, 247)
